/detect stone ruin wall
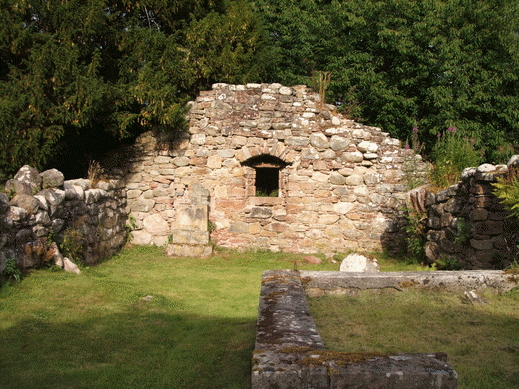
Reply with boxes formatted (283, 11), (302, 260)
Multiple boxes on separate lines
(411, 158), (519, 269)
(1, 84), (516, 270)
(0, 166), (127, 272)
(122, 83), (428, 255)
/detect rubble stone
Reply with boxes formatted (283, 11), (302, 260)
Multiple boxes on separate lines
(0, 166), (127, 271)
(422, 160), (519, 269)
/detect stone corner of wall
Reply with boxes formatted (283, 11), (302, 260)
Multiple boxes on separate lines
(252, 269), (458, 389)
(423, 158), (519, 269)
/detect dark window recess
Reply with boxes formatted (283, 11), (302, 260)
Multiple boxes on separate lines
(255, 168), (279, 197)
(243, 154), (289, 197)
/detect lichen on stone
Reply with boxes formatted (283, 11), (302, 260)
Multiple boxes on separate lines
(398, 279), (420, 288)
(297, 350), (389, 367)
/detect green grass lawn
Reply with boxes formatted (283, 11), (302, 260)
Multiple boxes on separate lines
(0, 245), (338, 389)
(308, 289), (519, 389)
(3, 245), (497, 388)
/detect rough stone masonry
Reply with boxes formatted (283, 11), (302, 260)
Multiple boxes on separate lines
(0, 165), (127, 272)
(252, 270), (458, 389)
(407, 157), (519, 269)
(122, 83), (428, 255)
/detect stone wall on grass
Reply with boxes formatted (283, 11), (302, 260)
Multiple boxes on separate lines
(0, 165), (127, 273)
(253, 269), (461, 389)
(411, 157), (519, 269)
(253, 269), (517, 388)
(120, 83), (428, 255)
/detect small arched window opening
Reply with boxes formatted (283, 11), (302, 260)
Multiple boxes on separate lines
(243, 155), (289, 197)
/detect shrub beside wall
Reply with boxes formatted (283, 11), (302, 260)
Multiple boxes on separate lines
(0, 166), (127, 274)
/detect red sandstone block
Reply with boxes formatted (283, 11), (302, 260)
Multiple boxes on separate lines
(217, 200), (246, 209)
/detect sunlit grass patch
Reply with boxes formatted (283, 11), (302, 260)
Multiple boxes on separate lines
(308, 288), (519, 389)
(0, 245), (338, 389)
(2, 244), (501, 388)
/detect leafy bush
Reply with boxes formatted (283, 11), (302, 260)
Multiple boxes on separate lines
(429, 127), (482, 189)
(433, 255), (463, 270)
(1, 257), (21, 283)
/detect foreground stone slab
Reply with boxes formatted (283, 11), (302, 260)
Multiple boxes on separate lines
(253, 349), (456, 389)
(253, 270), (458, 389)
(300, 270), (519, 297)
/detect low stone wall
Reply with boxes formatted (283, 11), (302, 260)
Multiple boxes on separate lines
(300, 269), (518, 296)
(0, 166), (127, 272)
(253, 270), (462, 389)
(415, 157), (519, 269)
(253, 269), (519, 388)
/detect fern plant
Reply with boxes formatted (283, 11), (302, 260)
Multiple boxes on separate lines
(493, 165), (519, 218)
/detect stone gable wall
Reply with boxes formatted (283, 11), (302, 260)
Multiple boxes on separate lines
(123, 83), (428, 255)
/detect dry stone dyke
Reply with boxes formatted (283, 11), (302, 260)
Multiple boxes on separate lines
(119, 83), (428, 255)
(410, 157), (519, 269)
(0, 165), (127, 274)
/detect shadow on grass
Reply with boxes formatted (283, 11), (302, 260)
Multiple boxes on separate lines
(0, 308), (256, 389)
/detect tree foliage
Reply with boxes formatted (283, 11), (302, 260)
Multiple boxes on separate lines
(1, 0), (518, 178)
(252, 0), (519, 163)
(0, 0), (268, 178)
(249, 0), (334, 85)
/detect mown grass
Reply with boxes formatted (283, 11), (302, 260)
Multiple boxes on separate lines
(370, 251), (434, 272)
(308, 289), (519, 389)
(0, 245), (471, 388)
(0, 245), (338, 389)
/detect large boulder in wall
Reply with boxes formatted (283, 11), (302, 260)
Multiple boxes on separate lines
(4, 165), (42, 195)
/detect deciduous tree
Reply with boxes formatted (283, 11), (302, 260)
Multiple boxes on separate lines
(252, 0), (519, 162)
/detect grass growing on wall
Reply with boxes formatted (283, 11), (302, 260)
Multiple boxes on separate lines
(309, 289), (519, 389)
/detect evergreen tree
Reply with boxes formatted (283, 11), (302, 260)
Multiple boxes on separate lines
(0, 0), (267, 178)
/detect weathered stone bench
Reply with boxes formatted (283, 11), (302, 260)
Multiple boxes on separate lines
(252, 269), (518, 388)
